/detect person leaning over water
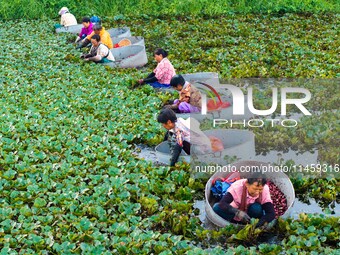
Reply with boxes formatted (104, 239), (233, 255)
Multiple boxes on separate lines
(80, 34), (115, 63)
(157, 108), (213, 166)
(56, 7), (77, 28)
(75, 17), (94, 44)
(78, 24), (113, 49)
(164, 74), (202, 113)
(213, 172), (276, 227)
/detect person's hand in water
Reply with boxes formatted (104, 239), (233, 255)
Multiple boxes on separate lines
(235, 210), (251, 223)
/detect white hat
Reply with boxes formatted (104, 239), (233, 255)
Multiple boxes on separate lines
(58, 7), (69, 15)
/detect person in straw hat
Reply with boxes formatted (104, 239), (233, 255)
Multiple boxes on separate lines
(58, 7), (77, 27)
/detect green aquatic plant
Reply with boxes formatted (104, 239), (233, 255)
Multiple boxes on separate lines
(0, 16), (339, 254)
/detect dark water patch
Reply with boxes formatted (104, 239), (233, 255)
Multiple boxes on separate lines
(133, 144), (166, 166)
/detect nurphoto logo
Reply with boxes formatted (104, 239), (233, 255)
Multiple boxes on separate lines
(199, 84), (312, 128)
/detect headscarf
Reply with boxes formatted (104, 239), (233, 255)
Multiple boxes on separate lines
(58, 7), (69, 16)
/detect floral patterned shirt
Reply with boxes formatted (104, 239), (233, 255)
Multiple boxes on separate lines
(179, 82), (202, 109)
(153, 58), (176, 84)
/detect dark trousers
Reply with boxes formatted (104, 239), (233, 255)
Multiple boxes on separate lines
(169, 141), (190, 166)
(213, 202), (264, 223)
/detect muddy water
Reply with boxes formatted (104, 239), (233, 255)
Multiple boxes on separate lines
(193, 200), (218, 230)
(133, 144), (166, 165)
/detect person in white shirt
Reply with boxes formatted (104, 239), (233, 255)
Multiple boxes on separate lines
(58, 7), (77, 27)
(157, 108), (213, 166)
(81, 34), (115, 63)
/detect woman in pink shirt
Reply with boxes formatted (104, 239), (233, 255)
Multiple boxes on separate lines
(138, 48), (176, 88)
(75, 17), (94, 45)
(213, 172), (275, 227)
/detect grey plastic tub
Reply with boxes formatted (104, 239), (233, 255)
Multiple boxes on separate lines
(182, 72), (220, 86)
(104, 45), (148, 68)
(175, 80), (254, 121)
(204, 160), (295, 227)
(55, 24), (83, 34)
(196, 129), (256, 165)
(107, 27), (131, 38)
(111, 36), (145, 47)
(176, 95), (254, 122)
(155, 129), (255, 165)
